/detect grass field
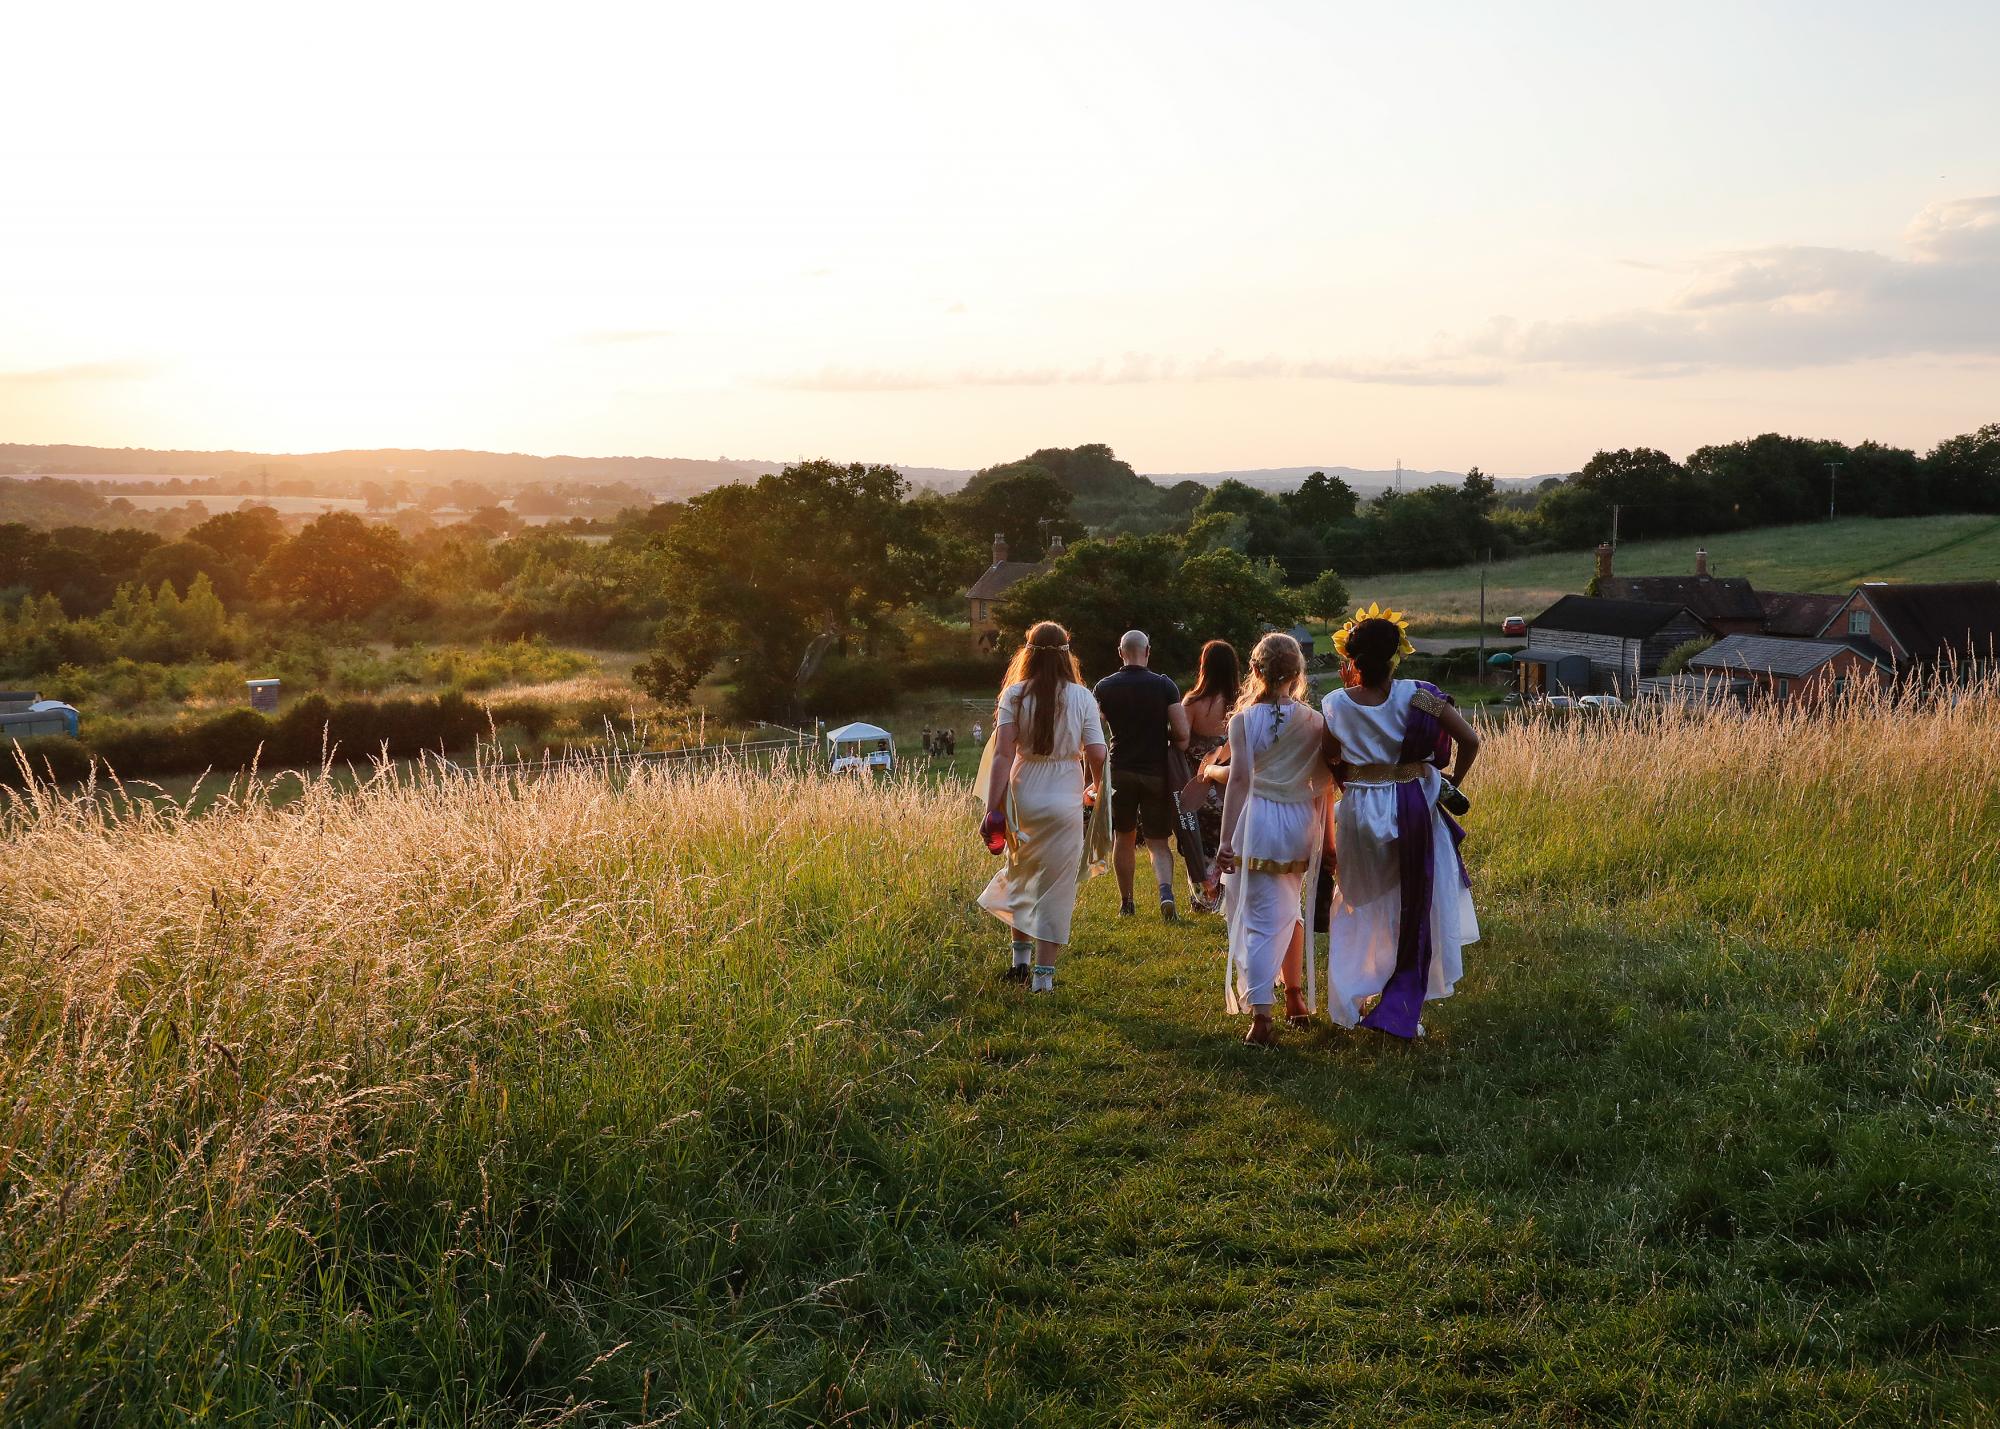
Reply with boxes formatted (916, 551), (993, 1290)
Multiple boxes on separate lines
(1365, 514), (2000, 632)
(1, 685), (1996, 1424)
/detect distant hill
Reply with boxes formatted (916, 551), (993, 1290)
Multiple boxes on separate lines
(1144, 465), (1561, 497)
(0, 443), (1561, 505)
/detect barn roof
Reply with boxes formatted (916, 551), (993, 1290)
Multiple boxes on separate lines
(1531, 594), (1701, 638)
(1845, 581), (2000, 662)
(965, 560), (1045, 601)
(1599, 574), (1763, 624)
(1689, 634), (1885, 678)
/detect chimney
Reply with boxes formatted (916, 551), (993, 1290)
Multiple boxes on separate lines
(1694, 546), (1710, 578)
(1046, 534), (1064, 559)
(1594, 542), (1614, 585)
(992, 532), (1008, 566)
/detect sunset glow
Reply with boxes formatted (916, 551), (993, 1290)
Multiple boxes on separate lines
(4, 0), (1996, 471)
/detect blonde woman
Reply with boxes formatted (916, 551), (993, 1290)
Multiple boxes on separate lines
(977, 621), (1110, 992)
(1211, 632), (1332, 1046)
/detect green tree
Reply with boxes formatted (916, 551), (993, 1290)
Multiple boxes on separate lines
(1297, 568), (1352, 621)
(136, 538), (230, 597)
(993, 534), (1295, 681)
(943, 466), (1084, 562)
(255, 512), (410, 622)
(634, 461), (950, 714)
(1281, 470), (1359, 530)
(1924, 423), (2000, 513)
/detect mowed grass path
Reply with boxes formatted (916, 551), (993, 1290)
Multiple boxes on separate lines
(1367, 514), (2000, 630)
(3, 688), (1997, 1424)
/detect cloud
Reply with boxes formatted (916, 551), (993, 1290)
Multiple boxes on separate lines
(1472, 194), (2000, 374)
(0, 360), (158, 385)
(576, 328), (674, 346)
(759, 352), (1503, 392)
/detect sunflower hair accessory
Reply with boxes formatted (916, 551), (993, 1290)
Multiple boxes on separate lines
(1332, 602), (1417, 671)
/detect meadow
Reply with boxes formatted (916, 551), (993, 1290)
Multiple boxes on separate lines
(1369, 513), (2000, 631)
(0, 682), (1995, 1424)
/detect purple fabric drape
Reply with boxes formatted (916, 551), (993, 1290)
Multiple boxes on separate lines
(1359, 681), (1466, 1039)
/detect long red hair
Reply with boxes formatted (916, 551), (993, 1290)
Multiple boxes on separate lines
(1000, 620), (1084, 755)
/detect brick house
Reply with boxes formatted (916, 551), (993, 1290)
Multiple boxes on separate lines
(1816, 581), (2000, 670)
(1518, 595), (1711, 696)
(1686, 634), (1888, 706)
(965, 533), (1063, 650)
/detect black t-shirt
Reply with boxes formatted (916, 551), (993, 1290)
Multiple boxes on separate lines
(1092, 666), (1181, 775)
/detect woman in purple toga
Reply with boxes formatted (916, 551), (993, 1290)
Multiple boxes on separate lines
(1320, 609), (1482, 1037)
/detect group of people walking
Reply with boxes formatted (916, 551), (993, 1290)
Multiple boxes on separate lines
(975, 611), (1481, 1046)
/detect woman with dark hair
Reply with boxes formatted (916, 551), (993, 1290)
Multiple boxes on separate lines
(1180, 639), (1239, 911)
(1320, 606), (1482, 1037)
(977, 621), (1109, 992)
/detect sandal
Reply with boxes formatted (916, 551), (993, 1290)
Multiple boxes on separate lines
(1243, 1014), (1277, 1048)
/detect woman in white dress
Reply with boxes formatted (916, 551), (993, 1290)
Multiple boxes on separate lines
(1211, 632), (1332, 1046)
(1320, 610), (1482, 1037)
(977, 621), (1109, 992)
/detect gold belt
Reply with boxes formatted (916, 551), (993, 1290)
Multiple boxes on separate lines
(1339, 761), (1428, 784)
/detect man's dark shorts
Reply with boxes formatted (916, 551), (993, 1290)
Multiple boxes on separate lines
(1111, 770), (1176, 839)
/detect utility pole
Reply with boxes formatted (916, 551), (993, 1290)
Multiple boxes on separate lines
(1395, 458), (1403, 495)
(1611, 502), (1622, 548)
(1477, 547), (1490, 686)
(1826, 461), (1842, 521)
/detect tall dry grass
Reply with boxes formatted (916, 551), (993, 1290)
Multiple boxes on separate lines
(0, 756), (994, 1424)
(1474, 675), (2000, 965)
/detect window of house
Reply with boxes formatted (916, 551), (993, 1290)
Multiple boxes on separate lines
(1776, 677), (1791, 700)
(1848, 610), (1871, 636)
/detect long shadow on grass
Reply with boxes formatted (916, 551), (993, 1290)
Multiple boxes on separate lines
(1062, 919), (1999, 1396)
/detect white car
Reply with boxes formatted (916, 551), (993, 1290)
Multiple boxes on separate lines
(1538, 694), (1576, 711)
(1576, 694), (1626, 712)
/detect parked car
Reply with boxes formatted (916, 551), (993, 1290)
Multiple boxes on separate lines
(1537, 694), (1576, 711)
(1577, 694), (1626, 713)
(1500, 615), (1528, 637)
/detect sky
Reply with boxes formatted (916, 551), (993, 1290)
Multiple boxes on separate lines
(2, 0), (1997, 476)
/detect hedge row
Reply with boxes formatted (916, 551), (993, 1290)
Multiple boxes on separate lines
(1, 691), (555, 787)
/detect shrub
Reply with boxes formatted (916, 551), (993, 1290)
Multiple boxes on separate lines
(0, 736), (92, 789)
(1660, 635), (1717, 676)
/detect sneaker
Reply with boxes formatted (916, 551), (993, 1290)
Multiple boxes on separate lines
(1160, 897), (1177, 922)
(1002, 963), (1030, 984)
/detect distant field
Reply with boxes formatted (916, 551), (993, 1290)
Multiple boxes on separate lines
(1362, 514), (2000, 631)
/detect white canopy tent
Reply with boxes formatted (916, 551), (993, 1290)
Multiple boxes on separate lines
(825, 720), (896, 773)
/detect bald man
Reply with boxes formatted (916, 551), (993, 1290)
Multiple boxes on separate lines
(1092, 629), (1190, 919)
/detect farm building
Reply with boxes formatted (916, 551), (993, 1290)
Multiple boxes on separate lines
(1593, 543), (1765, 634)
(965, 533), (1064, 649)
(1686, 635), (1889, 706)
(1517, 595), (1711, 697)
(1815, 581), (2000, 669)
(1592, 542), (1851, 640)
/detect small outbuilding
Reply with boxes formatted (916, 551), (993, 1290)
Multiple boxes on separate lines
(1687, 634), (1888, 706)
(1519, 595), (1711, 697)
(246, 678), (282, 713)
